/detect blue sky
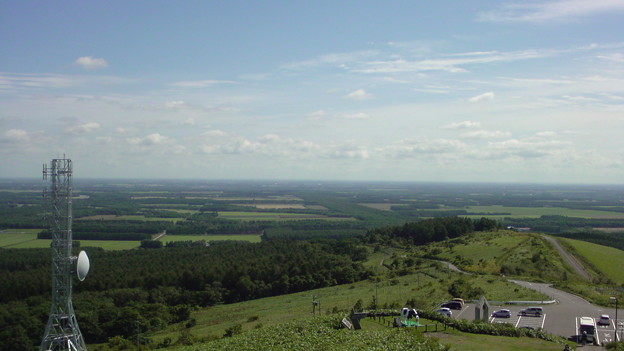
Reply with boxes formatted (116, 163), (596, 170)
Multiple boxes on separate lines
(1, 0), (623, 183)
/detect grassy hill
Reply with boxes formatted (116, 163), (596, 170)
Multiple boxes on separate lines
(559, 237), (624, 284)
(167, 316), (570, 351)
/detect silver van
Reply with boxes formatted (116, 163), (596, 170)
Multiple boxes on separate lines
(519, 307), (543, 317)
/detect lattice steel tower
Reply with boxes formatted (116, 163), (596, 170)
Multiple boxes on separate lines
(41, 158), (88, 351)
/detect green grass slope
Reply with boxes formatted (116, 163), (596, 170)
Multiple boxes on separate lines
(560, 238), (624, 284)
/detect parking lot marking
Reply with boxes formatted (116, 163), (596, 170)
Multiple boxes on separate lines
(541, 314), (546, 329)
(594, 318), (601, 346)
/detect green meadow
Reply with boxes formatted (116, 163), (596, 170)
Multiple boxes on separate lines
(463, 205), (624, 219)
(560, 238), (624, 284)
(217, 211), (355, 221)
(160, 234), (262, 243)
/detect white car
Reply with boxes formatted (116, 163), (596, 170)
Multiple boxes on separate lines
(436, 307), (452, 317)
(597, 315), (610, 325)
(492, 309), (511, 318)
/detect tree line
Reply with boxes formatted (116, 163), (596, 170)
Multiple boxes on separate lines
(362, 216), (500, 245)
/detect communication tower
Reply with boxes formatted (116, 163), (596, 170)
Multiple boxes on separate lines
(41, 157), (90, 351)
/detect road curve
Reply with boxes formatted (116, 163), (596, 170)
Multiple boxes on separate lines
(542, 235), (592, 281)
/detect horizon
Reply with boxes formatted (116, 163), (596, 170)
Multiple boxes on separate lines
(1, 1), (623, 183)
(2, 176), (623, 188)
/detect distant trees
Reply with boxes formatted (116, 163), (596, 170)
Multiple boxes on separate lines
(362, 217), (501, 245)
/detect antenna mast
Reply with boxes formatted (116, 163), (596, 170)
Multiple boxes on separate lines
(40, 157), (87, 351)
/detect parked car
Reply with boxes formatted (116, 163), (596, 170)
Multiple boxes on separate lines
(597, 315), (610, 325)
(450, 298), (465, 306)
(519, 307), (543, 317)
(492, 309), (511, 318)
(436, 307), (452, 317)
(441, 301), (463, 310)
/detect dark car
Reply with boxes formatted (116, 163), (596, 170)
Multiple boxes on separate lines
(441, 301), (463, 310)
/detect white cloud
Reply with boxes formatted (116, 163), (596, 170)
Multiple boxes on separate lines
(478, 0), (624, 23)
(345, 89), (373, 100)
(203, 129), (227, 137)
(171, 80), (236, 88)
(598, 53), (624, 63)
(341, 112), (370, 119)
(469, 92), (495, 102)
(127, 133), (172, 146)
(443, 121), (481, 129)
(1, 129), (30, 143)
(199, 133), (321, 158)
(182, 118), (196, 126)
(460, 130), (511, 139)
(353, 50), (546, 74)
(75, 56), (108, 70)
(64, 122), (101, 135)
(382, 138), (466, 158)
(536, 131), (559, 137)
(165, 100), (187, 108)
(486, 139), (572, 158)
(309, 110), (326, 117)
(325, 145), (370, 159)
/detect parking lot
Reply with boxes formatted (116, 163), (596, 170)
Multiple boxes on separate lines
(587, 317), (622, 345)
(443, 300), (621, 348)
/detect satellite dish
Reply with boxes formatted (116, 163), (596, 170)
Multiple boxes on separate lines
(76, 250), (90, 281)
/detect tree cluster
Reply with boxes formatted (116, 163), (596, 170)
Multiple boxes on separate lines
(362, 217), (500, 245)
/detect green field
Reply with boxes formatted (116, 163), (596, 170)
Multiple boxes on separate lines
(561, 238), (624, 284)
(463, 205), (624, 219)
(76, 215), (186, 223)
(217, 211), (355, 221)
(0, 231), (142, 250)
(160, 234), (262, 243)
(0, 231), (263, 249)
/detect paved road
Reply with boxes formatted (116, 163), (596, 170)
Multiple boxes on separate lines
(542, 235), (592, 281)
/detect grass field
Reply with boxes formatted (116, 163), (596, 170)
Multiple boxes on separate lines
(359, 203), (402, 211)
(463, 205), (624, 219)
(560, 238), (624, 284)
(0, 231), (142, 250)
(1, 231), (263, 249)
(160, 234), (262, 243)
(217, 211), (355, 221)
(239, 204), (307, 209)
(76, 215), (186, 223)
(429, 331), (572, 351)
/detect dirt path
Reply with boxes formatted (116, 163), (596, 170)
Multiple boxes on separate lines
(153, 230), (167, 241)
(542, 235), (592, 281)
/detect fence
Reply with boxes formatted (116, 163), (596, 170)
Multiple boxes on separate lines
(368, 313), (450, 332)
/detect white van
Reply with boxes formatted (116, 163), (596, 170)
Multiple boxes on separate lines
(519, 307), (543, 317)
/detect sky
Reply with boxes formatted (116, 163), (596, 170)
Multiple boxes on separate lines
(1, 0), (623, 183)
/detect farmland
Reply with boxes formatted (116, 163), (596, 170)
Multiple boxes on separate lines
(217, 211), (355, 221)
(161, 234), (262, 243)
(463, 205), (624, 219)
(1, 179), (624, 350)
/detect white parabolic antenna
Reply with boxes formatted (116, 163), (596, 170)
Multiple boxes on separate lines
(76, 250), (90, 281)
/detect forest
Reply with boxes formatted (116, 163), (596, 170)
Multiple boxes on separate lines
(0, 239), (370, 350)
